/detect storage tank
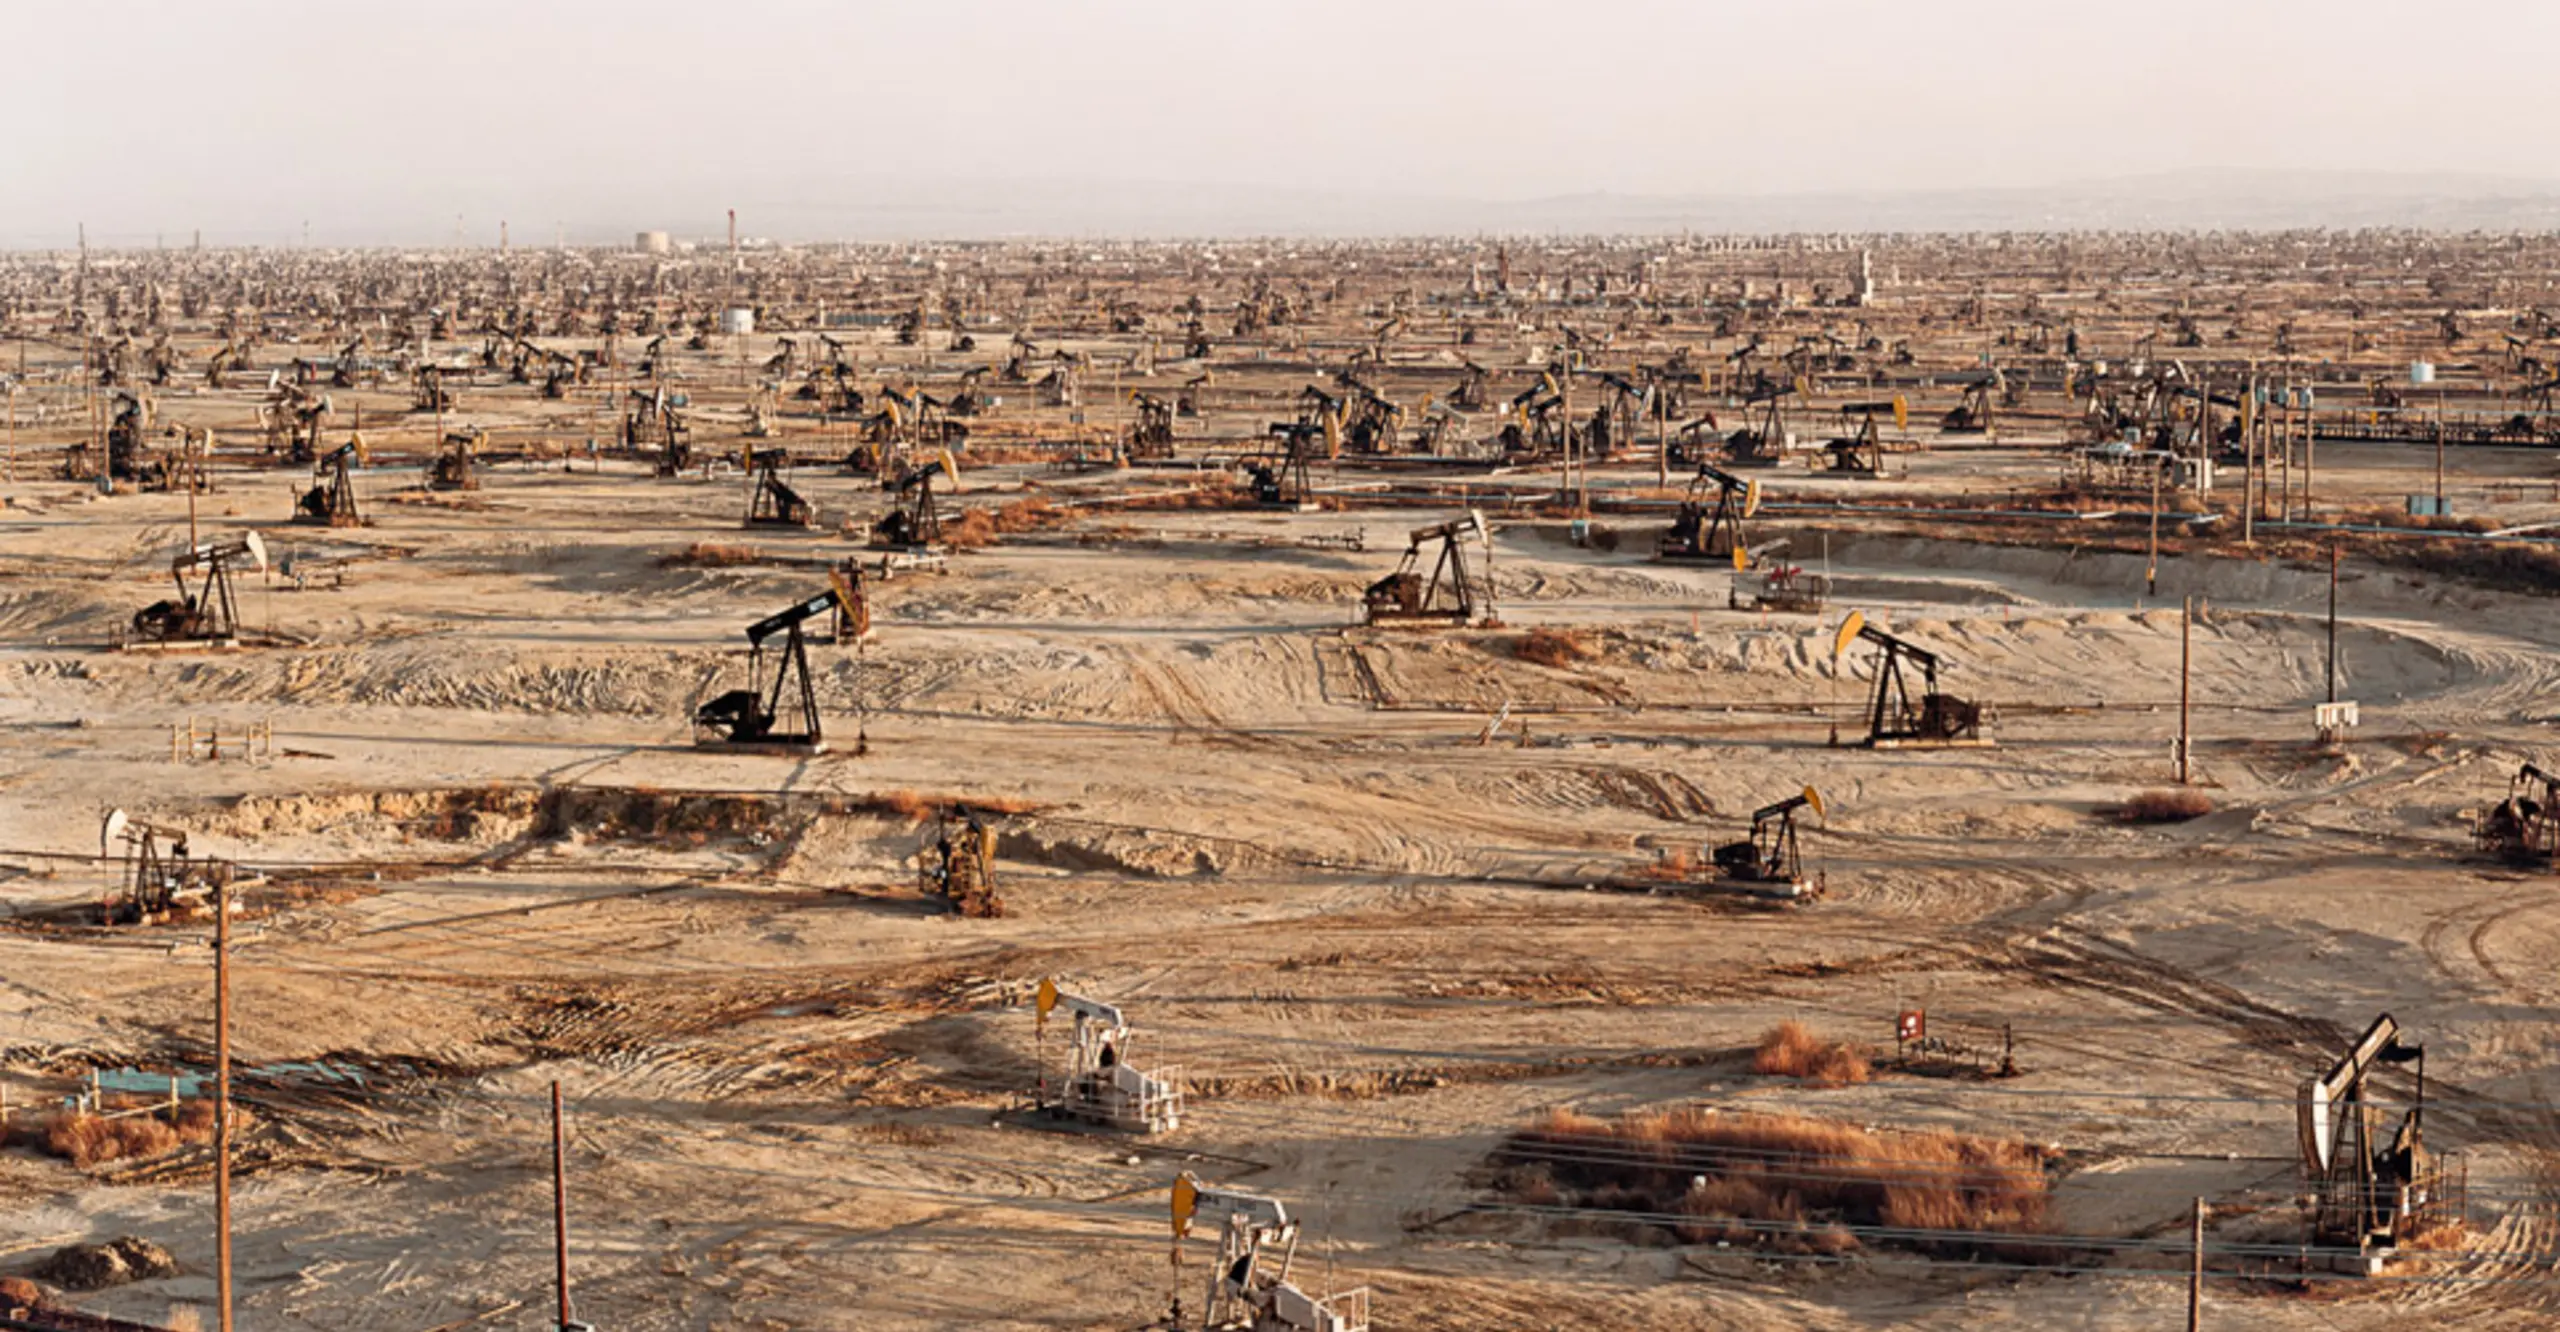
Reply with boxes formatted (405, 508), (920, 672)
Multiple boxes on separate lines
(634, 230), (671, 255)
(720, 307), (755, 336)
(2410, 361), (2435, 385)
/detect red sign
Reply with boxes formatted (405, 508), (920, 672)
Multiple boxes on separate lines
(1897, 1010), (1925, 1043)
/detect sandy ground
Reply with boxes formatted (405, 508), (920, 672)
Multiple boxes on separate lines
(4, 406), (2560, 1329)
(0, 249), (2549, 1332)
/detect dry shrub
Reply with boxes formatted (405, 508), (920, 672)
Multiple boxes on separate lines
(991, 497), (1068, 534)
(40, 1109), (216, 1168)
(659, 541), (759, 569)
(1496, 1106), (2053, 1257)
(943, 508), (999, 549)
(0, 1277), (45, 1310)
(1110, 478), (1247, 511)
(868, 789), (1041, 825)
(2118, 788), (2212, 823)
(1515, 627), (1598, 668)
(877, 789), (936, 823)
(2340, 505), (2495, 535)
(1752, 1021), (1873, 1087)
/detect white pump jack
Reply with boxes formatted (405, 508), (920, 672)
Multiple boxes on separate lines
(1036, 978), (1183, 1133)
(1170, 1174), (1369, 1332)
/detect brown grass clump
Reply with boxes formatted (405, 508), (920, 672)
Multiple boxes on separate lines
(1111, 479), (1246, 511)
(1752, 1021), (1873, 1087)
(1644, 846), (1699, 880)
(1515, 627), (1598, 669)
(990, 497), (1069, 534)
(1495, 1106), (2053, 1257)
(869, 789), (1042, 825)
(0, 1276), (46, 1310)
(942, 508), (999, 549)
(658, 541), (760, 568)
(2118, 788), (2213, 823)
(40, 1104), (227, 1169)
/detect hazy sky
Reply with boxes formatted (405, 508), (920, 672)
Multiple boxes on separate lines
(10, 0), (2559, 244)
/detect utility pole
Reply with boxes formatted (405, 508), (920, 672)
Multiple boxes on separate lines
(2187, 1196), (2206, 1331)
(215, 873), (233, 1332)
(2327, 545), (2340, 705)
(2146, 458), (2162, 600)
(2241, 374), (2255, 546)
(2433, 397), (2447, 515)
(552, 1081), (574, 1332)
(2178, 595), (2193, 786)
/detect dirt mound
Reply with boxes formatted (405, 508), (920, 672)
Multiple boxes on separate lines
(34, 1237), (178, 1290)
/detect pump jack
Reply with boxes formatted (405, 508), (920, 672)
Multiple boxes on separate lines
(1711, 787), (1823, 899)
(1362, 512), (1495, 628)
(429, 429), (481, 491)
(1169, 1175), (1370, 1332)
(1725, 382), (1799, 464)
(693, 581), (855, 755)
(294, 441), (363, 527)
(1833, 612), (1985, 746)
(1942, 372), (1999, 435)
(873, 449), (958, 551)
(918, 806), (1002, 917)
(1727, 541), (1828, 615)
(100, 809), (229, 926)
(745, 449), (817, 528)
(1826, 398), (1902, 475)
(2299, 1014), (2445, 1262)
(1033, 978), (1183, 1132)
(2477, 762), (2559, 868)
(130, 532), (267, 647)
(1657, 464), (1758, 563)
(1127, 392), (1178, 461)
(1245, 422), (1320, 510)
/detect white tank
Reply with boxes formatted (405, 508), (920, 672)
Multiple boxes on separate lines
(2409, 361), (2434, 385)
(720, 307), (755, 335)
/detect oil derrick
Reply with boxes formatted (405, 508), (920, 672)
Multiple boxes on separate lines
(1709, 787), (1823, 900)
(1126, 391), (1177, 461)
(744, 449), (816, 529)
(293, 441), (364, 527)
(1726, 541), (1828, 615)
(693, 582), (855, 755)
(411, 364), (457, 413)
(105, 391), (151, 482)
(144, 424), (216, 495)
(1447, 360), (1490, 411)
(624, 387), (691, 474)
(99, 809), (230, 926)
(1246, 420), (1321, 510)
(1033, 979), (1183, 1132)
(2477, 763), (2559, 868)
(1362, 512), (1496, 629)
(1337, 379), (1402, 455)
(429, 429), (482, 491)
(263, 386), (329, 464)
(130, 532), (266, 647)
(2299, 1015), (2450, 1266)
(1832, 613), (1985, 747)
(1723, 380), (1798, 464)
(1825, 398), (1903, 475)
(1169, 1175), (1371, 1332)
(872, 450), (957, 551)
(1496, 373), (1567, 461)
(919, 807), (1002, 917)
(1656, 463), (1757, 564)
